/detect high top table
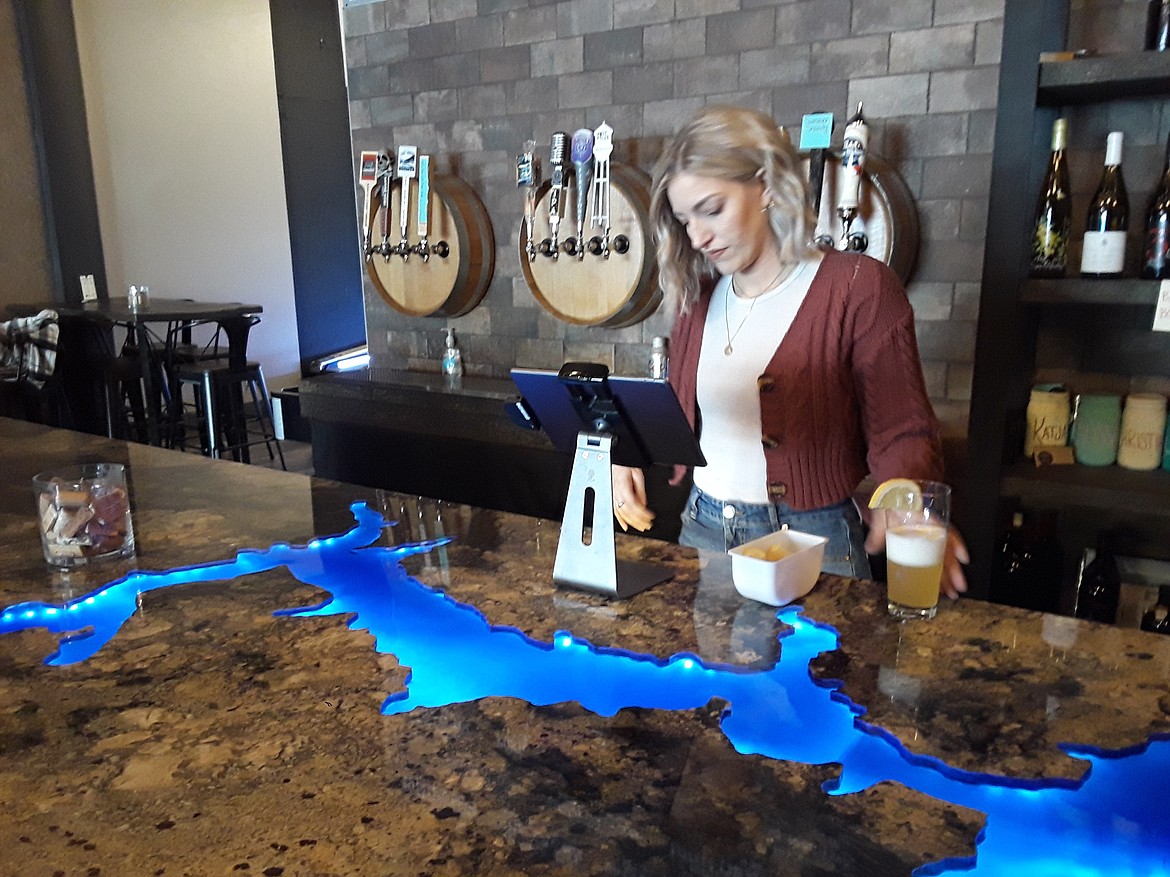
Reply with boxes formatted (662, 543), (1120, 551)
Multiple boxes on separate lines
(0, 417), (1168, 876)
(12, 297), (262, 446)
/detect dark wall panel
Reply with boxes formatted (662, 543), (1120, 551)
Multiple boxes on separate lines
(15, 0), (106, 303)
(268, 0), (366, 375)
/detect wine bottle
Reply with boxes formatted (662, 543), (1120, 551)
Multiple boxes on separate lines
(990, 511), (1063, 613)
(1075, 542), (1121, 624)
(1080, 131), (1129, 278)
(1029, 118), (1071, 278)
(1140, 585), (1170, 634)
(990, 512), (1031, 608)
(1142, 131), (1170, 279)
(1147, 0), (1170, 51)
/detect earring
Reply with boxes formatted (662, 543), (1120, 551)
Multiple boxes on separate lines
(761, 201), (774, 214)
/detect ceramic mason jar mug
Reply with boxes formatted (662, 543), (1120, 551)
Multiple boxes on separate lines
(1025, 384), (1070, 458)
(1163, 413), (1170, 470)
(1117, 393), (1167, 470)
(1070, 393), (1122, 466)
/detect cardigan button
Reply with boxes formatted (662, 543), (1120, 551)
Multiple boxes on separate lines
(756, 374), (775, 392)
(768, 483), (787, 498)
(761, 434), (779, 449)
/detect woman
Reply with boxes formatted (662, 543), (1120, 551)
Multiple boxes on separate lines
(613, 105), (966, 599)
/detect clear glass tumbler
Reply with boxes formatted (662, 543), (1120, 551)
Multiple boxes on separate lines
(33, 463), (135, 568)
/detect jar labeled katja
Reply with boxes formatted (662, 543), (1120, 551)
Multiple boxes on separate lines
(1025, 385), (1070, 458)
(1118, 393), (1167, 470)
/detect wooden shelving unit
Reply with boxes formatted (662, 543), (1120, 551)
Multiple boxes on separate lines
(1000, 462), (1170, 513)
(1020, 278), (1162, 305)
(965, 0), (1170, 604)
(1037, 52), (1170, 104)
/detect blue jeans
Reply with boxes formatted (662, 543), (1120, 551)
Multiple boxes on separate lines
(678, 485), (871, 579)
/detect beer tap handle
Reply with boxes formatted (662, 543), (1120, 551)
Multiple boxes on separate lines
(836, 102), (868, 247)
(845, 215), (869, 253)
(377, 152), (394, 258)
(358, 150), (379, 258)
(798, 111), (834, 219)
(516, 139), (539, 261)
(591, 122), (613, 257)
(396, 145), (418, 260)
(413, 154), (431, 261)
(547, 132), (567, 259)
(570, 128), (594, 260)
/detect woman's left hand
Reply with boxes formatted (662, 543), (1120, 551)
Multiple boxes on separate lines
(865, 511), (969, 600)
(611, 465), (655, 532)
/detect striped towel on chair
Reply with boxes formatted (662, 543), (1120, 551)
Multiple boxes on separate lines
(1, 309), (60, 388)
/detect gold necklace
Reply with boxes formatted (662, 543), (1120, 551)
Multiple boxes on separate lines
(723, 288), (757, 356)
(724, 263), (792, 356)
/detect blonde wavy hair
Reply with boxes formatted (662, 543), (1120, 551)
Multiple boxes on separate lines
(650, 105), (817, 316)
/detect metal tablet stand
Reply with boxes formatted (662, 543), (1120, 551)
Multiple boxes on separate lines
(554, 430), (672, 598)
(509, 362), (703, 600)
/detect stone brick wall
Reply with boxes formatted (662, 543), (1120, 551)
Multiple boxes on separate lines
(342, 0), (1014, 437)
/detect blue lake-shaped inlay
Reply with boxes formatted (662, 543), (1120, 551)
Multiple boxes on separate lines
(2, 502), (1168, 876)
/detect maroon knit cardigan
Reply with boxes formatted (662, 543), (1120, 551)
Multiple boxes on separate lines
(667, 250), (944, 511)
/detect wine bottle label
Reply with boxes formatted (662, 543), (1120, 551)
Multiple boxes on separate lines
(1030, 217), (1069, 272)
(1143, 218), (1170, 277)
(1080, 230), (1126, 274)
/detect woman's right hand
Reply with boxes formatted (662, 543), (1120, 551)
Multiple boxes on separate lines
(612, 465), (655, 532)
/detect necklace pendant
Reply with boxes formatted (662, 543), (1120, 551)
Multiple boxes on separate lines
(723, 344), (733, 356)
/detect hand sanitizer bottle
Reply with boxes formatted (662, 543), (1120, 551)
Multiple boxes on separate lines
(648, 336), (669, 380)
(441, 328), (463, 383)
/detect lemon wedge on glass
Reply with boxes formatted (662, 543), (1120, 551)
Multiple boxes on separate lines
(868, 478), (924, 512)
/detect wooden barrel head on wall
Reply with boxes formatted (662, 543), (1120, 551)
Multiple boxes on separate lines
(809, 151), (920, 284)
(366, 174), (495, 318)
(518, 164), (659, 328)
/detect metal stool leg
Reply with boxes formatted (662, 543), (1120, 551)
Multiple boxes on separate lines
(201, 371), (219, 459)
(174, 361), (284, 469)
(251, 365), (285, 470)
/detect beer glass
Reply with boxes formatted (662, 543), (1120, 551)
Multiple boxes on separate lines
(885, 481), (950, 620)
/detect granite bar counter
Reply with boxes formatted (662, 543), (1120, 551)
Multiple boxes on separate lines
(1, 416), (1168, 876)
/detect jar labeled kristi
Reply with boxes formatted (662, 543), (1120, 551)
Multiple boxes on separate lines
(1117, 393), (1167, 470)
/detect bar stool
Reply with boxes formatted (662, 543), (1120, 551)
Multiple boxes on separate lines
(102, 355), (151, 442)
(171, 359), (285, 468)
(106, 322), (178, 443)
